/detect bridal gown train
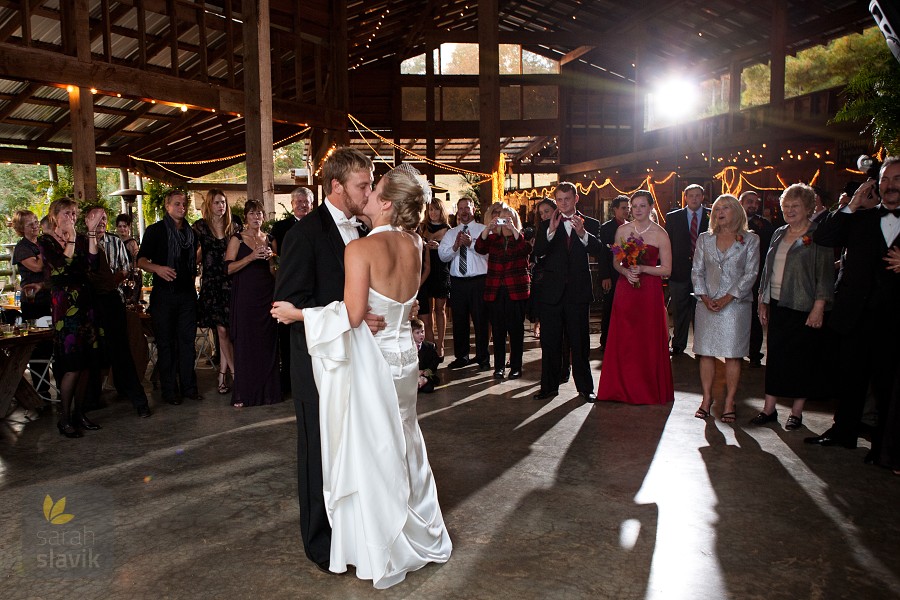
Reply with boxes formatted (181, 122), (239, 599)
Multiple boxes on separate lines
(302, 238), (451, 588)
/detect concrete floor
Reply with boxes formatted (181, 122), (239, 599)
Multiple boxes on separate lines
(2, 326), (899, 600)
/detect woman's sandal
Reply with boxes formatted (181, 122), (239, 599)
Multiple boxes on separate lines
(720, 411), (737, 424)
(217, 371), (231, 395)
(694, 406), (711, 419)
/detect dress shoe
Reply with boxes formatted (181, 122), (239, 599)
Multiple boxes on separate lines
(77, 415), (101, 431)
(533, 390), (558, 401)
(749, 410), (777, 426)
(137, 405), (152, 418)
(559, 372), (570, 384)
(447, 357), (470, 370)
(166, 397), (182, 405)
(492, 370), (504, 379)
(186, 392), (203, 401)
(579, 391), (597, 403)
(508, 370), (522, 379)
(57, 421), (83, 438)
(477, 362), (492, 372)
(804, 431), (857, 449)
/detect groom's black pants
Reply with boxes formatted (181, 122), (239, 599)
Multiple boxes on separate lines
(290, 326), (331, 569)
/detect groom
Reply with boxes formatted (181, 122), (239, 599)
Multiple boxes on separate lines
(273, 147), (382, 573)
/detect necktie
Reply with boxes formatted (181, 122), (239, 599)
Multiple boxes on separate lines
(690, 211), (699, 256)
(878, 206), (900, 218)
(459, 225), (468, 276)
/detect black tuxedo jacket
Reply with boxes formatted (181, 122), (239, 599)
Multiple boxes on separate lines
(532, 212), (602, 304)
(273, 206), (365, 404)
(665, 207), (710, 282)
(597, 218), (621, 282)
(813, 207), (900, 335)
(271, 215), (298, 254)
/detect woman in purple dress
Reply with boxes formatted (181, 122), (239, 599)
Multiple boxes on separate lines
(225, 200), (281, 407)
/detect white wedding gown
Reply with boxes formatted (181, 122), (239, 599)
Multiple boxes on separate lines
(302, 236), (452, 588)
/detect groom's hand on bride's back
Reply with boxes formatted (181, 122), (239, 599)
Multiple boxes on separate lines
(364, 308), (386, 335)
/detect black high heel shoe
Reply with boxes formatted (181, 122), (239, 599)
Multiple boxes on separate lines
(77, 415), (101, 431)
(58, 421), (83, 438)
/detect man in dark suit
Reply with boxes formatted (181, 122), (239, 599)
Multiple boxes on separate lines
(597, 194), (630, 349)
(739, 190), (774, 367)
(532, 181), (603, 403)
(271, 186), (313, 255)
(807, 156), (900, 461)
(270, 186), (313, 394)
(664, 184), (710, 355)
(272, 147), (382, 573)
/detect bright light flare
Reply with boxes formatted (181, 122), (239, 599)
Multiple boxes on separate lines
(651, 76), (699, 122)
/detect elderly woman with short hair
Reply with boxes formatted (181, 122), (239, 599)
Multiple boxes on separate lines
(751, 183), (834, 430)
(692, 194), (760, 423)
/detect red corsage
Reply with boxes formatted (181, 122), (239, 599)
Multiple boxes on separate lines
(736, 234), (745, 245)
(801, 235), (812, 246)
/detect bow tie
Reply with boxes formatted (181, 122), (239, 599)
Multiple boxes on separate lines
(560, 215), (576, 222)
(336, 217), (362, 229)
(878, 206), (900, 218)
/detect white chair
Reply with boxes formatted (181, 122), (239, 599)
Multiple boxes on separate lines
(194, 327), (216, 369)
(26, 316), (59, 403)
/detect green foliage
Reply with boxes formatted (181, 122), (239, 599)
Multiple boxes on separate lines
(832, 44), (900, 155)
(742, 27), (887, 109)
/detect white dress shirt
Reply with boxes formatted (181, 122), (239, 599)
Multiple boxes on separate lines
(324, 198), (362, 246)
(438, 221), (488, 277)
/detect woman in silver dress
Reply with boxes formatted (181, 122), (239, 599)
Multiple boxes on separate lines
(692, 194), (760, 423)
(751, 183), (833, 430)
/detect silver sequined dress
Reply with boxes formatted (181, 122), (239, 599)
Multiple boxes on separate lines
(691, 231), (760, 358)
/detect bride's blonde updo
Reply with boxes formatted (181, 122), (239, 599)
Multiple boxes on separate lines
(382, 164), (428, 230)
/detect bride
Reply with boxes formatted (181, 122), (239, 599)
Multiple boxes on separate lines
(271, 165), (452, 588)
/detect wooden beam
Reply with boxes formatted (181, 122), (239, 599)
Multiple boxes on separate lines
(69, 86), (97, 201)
(478, 0), (500, 198)
(243, 0), (275, 213)
(0, 42), (346, 129)
(94, 103), (153, 146)
(770, 0), (787, 108)
(560, 46), (595, 67)
(0, 0), (41, 44)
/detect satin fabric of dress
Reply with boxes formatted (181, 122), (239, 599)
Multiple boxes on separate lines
(303, 287), (451, 588)
(596, 245), (674, 405)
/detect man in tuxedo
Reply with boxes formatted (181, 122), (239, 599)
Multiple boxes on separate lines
(664, 184), (710, 355)
(271, 187), (313, 255)
(438, 198), (490, 371)
(807, 156), (900, 461)
(532, 182), (603, 403)
(272, 147), (383, 572)
(270, 186), (313, 394)
(597, 195), (630, 349)
(739, 191), (774, 367)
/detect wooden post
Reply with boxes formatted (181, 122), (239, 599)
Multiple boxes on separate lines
(770, 1), (787, 113)
(478, 0), (500, 204)
(242, 0), (275, 215)
(728, 60), (742, 133)
(68, 85), (97, 202)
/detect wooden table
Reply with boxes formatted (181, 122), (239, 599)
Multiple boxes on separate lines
(0, 330), (53, 418)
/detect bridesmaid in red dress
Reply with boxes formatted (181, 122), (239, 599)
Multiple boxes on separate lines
(597, 190), (674, 405)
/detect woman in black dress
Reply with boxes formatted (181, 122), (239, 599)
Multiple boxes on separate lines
(37, 199), (103, 438)
(417, 199), (451, 360)
(193, 189), (240, 394)
(12, 209), (54, 399)
(225, 200), (281, 407)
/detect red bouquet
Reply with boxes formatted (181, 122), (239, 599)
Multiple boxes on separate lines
(611, 233), (648, 288)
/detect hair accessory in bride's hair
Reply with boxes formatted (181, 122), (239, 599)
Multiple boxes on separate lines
(392, 163), (433, 204)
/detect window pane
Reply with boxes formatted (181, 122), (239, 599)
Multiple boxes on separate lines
(522, 50), (559, 74)
(440, 43), (479, 75)
(442, 87), (480, 120)
(501, 86), (521, 120)
(523, 86), (557, 119)
(500, 44), (521, 75)
(402, 88), (426, 121)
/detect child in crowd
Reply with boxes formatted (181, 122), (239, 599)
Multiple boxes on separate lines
(413, 318), (439, 393)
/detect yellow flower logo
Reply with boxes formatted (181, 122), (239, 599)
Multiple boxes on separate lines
(42, 495), (75, 525)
